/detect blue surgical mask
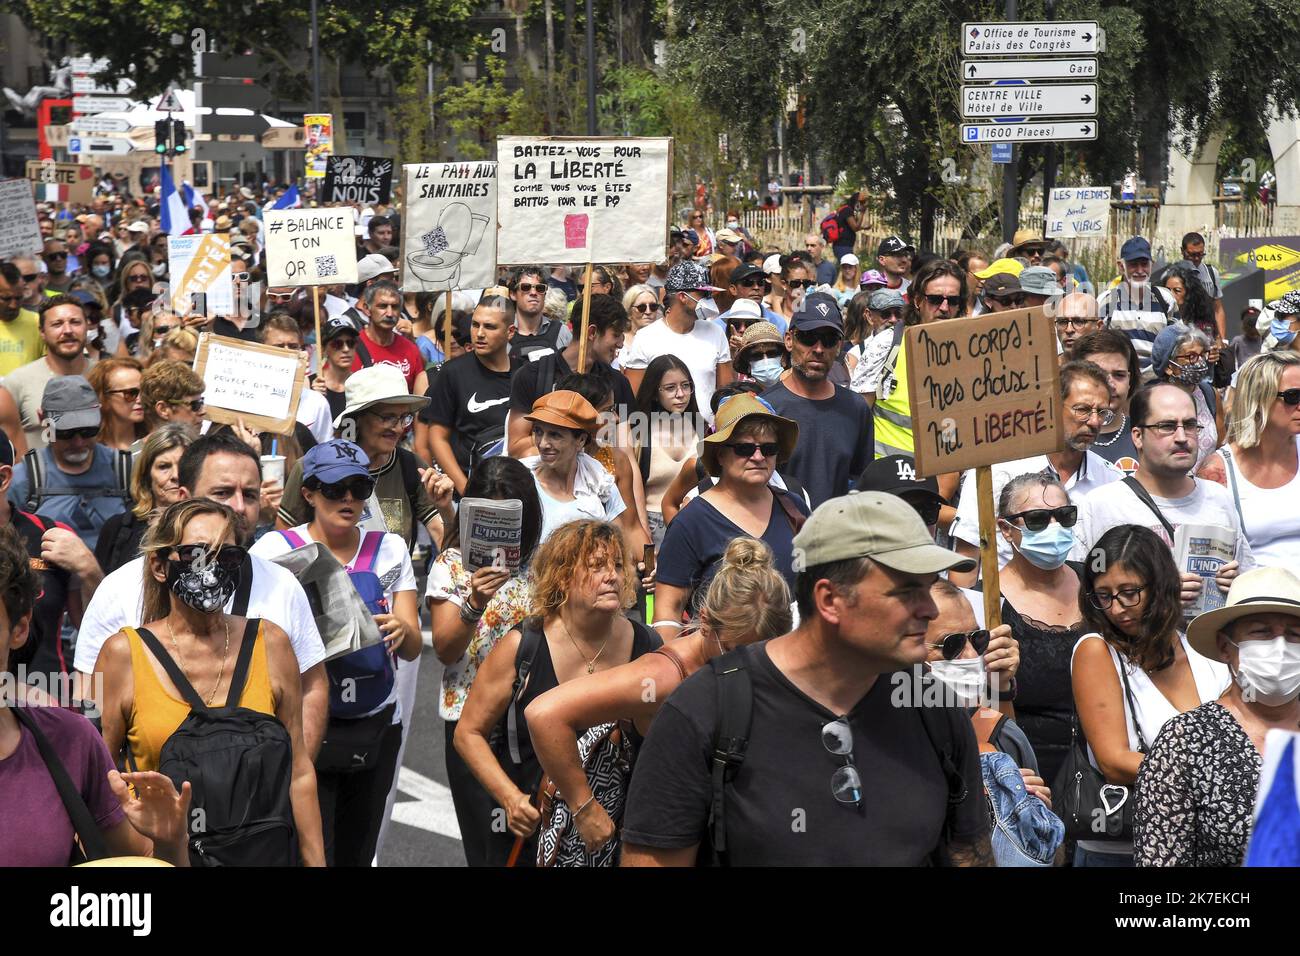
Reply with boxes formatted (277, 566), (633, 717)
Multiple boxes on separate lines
(1010, 521), (1073, 570)
(91, 264), (111, 279)
(1272, 317), (1297, 346)
(750, 356), (783, 386)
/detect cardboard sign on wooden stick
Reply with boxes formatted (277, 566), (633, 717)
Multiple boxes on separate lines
(264, 208), (359, 287)
(194, 333), (308, 435)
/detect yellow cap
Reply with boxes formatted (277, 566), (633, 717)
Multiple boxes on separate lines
(974, 257), (1025, 280)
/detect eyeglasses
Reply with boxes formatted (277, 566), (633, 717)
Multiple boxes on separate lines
(152, 325), (175, 337)
(106, 386), (141, 401)
(169, 544), (247, 575)
(232, 271), (250, 282)
(327, 336), (357, 350)
(925, 629), (991, 661)
(727, 441), (779, 459)
(786, 279), (815, 290)
(1137, 419), (1202, 436)
(990, 294), (1025, 307)
(906, 496), (942, 527)
(313, 476), (376, 501)
(267, 291), (295, 302)
(1172, 352), (1205, 365)
(1069, 403), (1116, 426)
(632, 302), (660, 313)
(1055, 316), (1099, 328)
(170, 398), (205, 412)
(515, 282), (548, 294)
(1002, 505), (1078, 532)
(366, 410), (415, 429)
(748, 347), (784, 361)
(1087, 586), (1145, 610)
(923, 294), (964, 309)
(876, 308), (903, 321)
(821, 718), (862, 807)
(659, 381), (693, 395)
(126, 274), (151, 284)
(43, 252), (67, 260)
(1279, 389), (1300, 406)
(739, 277), (772, 291)
(794, 329), (842, 349)
(54, 426), (99, 441)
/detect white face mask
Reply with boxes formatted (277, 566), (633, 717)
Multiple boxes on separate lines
(1232, 636), (1300, 706)
(749, 356), (783, 386)
(928, 656), (986, 707)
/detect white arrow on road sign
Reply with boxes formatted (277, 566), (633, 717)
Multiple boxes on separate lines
(69, 116), (132, 134)
(962, 58), (1097, 81)
(72, 95), (133, 114)
(963, 21), (1099, 56)
(155, 89), (184, 113)
(961, 82), (1097, 119)
(961, 121), (1098, 144)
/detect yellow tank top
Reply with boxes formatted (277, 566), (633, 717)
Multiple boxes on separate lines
(125, 621), (276, 773)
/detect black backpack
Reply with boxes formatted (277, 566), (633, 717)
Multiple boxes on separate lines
(23, 446), (132, 513)
(131, 620), (298, 867)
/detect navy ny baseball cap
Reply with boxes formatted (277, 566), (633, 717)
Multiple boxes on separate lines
(302, 439), (370, 484)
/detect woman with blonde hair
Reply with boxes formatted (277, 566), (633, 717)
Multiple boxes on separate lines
(618, 283), (661, 365)
(527, 537), (791, 864)
(87, 357), (147, 450)
(95, 498), (325, 865)
(1200, 350), (1300, 566)
(150, 326), (199, 366)
(95, 422), (196, 574)
(454, 519), (661, 867)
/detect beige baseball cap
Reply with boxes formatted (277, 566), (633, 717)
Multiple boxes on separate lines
(793, 491), (976, 575)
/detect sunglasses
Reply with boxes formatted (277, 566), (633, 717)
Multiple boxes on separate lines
(107, 386), (141, 401)
(153, 325), (175, 337)
(727, 441), (779, 459)
(821, 718), (862, 807)
(786, 279), (816, 289)
(313, 476), (376, 501)
(126, 274), (151, 284)
(923, 294), (964, 309)
(728, 319), (760, 333)
(232, 271), (250, 282)
(20, 273), (37, 283)
(327, 336), (358, 350)
(990, 294), (1025, 307)
(1002, 505), (1078, 532)
(170, 543), (247, 575)
(632, 302), (661, 313)
(43, 252), (68, 260)
(55, 426), (99, 441)
(748, 347), (784, 361)
(739, 277), (772, 291)
(1279, 389), (1300, 406)
(926, 629), (991, 661)
(170, 398), (205, 412)
(908, 498), (942, 527)
(516, 282), (548, 294)
(794, 329), (842, 349)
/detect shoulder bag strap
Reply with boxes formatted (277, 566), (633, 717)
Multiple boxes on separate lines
(230, 553), (254, 617)
(507, 618), (546, 766)
(1122, 476), (1175, 539)
(279, 528), (308, 549)
(354, 333), (374, 368)
(1217, 446), (1247, 531)
(651, 644), (689, 681)
(23, 448), (43, 511)
(223, 618), (261, 708)
(114, 449), (134, 494)
(637, 441), (651, 487)
(22, 510), (46, 533)
(538, 352), (558, 396)
(1115, 655), (1150, 754)
(355, 530), (385, 572)
(12, 707), (110, 862)
(969, 707), (1006, 754)
(708, 650), (752, 864)
(132, 625), (207, 712)
(772, 488), (807, 534)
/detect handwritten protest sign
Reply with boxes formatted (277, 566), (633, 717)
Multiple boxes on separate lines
(264, 208), (359, 287)
(323, 156), (394, 206)
(0, 179), (42, 259)
(194, 333), (307, 435)
(905, 308), (1063, 478)
(496, 136), (671, 265)
(25, 161), (95, 204)
(304, 113), (333, 179)
(167, 233), (233, 317)
(401, 161), (497, 293)
(1046, 186), (1111, 239)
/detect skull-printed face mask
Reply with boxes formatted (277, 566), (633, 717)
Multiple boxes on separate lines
(165, 544), (246, 613)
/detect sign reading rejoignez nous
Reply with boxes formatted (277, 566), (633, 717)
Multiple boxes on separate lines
(905, 307), (1063, 478)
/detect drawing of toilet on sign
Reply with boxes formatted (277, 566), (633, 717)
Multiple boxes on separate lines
(400, 162), (498, 294)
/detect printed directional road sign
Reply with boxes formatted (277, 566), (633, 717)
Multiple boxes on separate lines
(961, 121), (1098, 144)
(962, 58), (1097, 81)
(69, 116), (131, 134)
(72, 95), (132, 114)
(963, 21), (1100, 56)
(81, 138), (134, 155)
(961, 82), (1097, 119)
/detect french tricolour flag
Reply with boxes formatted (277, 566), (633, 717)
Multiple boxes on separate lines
(181, 181), (213, 232)
(159, 165), (195, 237)
(269, 185), (302, 210)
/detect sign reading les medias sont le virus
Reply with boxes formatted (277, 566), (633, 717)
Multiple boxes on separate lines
(264, 208), (359, 287)
(905, 308), (1063, 477)
(496, 136), (671, 265)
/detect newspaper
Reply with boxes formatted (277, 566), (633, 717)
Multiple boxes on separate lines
(269, 541), (383, 662)
(1174, 523), (1235, 619)
(459, 497), (523, 573)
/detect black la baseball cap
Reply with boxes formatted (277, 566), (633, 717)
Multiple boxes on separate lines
(856, 455), (943, 502)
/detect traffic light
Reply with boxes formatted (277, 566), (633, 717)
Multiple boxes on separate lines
(154, 119), (170, 155)
(171, 118), (187, 155)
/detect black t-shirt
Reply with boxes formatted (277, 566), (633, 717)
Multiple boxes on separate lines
(308, 374), (348, 423)
(509, 354), (636, 418)
(9, 510), (72, 678)
(761, 381), (873, 507)
(621, 641), (989, 865)
(421, 352), (518, 471)
(212, 317), (261, 342)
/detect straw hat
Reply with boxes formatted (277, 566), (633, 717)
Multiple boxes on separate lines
(1187, 567), (1300, 661)
(699, 393), (798, 477)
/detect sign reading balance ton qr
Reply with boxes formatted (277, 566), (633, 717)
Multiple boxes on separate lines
(263, 208), (359, 287)
(496, 136), (671, 265)
(904, 308), (1064, 478)
(400, 162), (497, 293)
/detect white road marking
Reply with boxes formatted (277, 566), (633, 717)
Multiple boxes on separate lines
(392, 766), (462, 841)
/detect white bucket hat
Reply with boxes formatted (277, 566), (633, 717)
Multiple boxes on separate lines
(1187, 567), (1300, 661)
(332, 364), (429, 430)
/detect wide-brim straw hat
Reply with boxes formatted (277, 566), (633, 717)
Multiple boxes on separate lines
(700, 393), (798, 477)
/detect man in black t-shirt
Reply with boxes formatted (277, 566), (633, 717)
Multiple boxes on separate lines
(621, 492), (990, 867)
(421, 294), (520, 494)
(506, 293), (634, 456)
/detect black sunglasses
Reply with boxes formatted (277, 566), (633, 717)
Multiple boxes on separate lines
(794, 328), (842, 349)
(1279, 389), (1300, 406)
(787, 279), (816, 289)
(314, 476), (375, 501)
(923, 294), (964, 309)
(728, 441), (779, 459)
(54, 426), (99, 441)
(739, 277), (772, 290)
(1002, 505), (1078, 532)
(170, 398), (205, 413)
(20, 273), (37, 282)
(728, 318), (760, 333)
(43, 252), (68, 259)
(926, 629), (991, 661)
(515, 282), (548, 294)
(170, 543), (247, 575)
(106, 386), (141, 401)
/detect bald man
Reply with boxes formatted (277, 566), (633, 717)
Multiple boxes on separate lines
(1053, 291), (1101, 358)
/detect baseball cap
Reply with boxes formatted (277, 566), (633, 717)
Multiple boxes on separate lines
(716, 228), (743, 245)
(1018, 266), (1060, 297)
(126, 221), (150, 234)
(791, 291), (843, 333)
(855, 455), (943, 503)
(357, 253), (398, 284)
(792, 491), (975, 574)
(302, 439), (371, 484)
(322, 313), (361, 344)
(868, 288), (906, 312)
(974, 257), (1024, 280)
(839, 253), (860, 267)
(41, 375), (102, 432)
(762, 254), (783, 275)
(1274, 291), (1300, 317)
(665, 260), (721, 294)
(983, 273), (1023, 299)
(877, 235), (915, 257)
(730, 262), (765, 285)
(682, 228), (700, 244)
(1120, 237), (1152, 262)
(860, 269), (889, 289)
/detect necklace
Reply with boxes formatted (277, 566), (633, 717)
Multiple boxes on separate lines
(1093, 414), (1127, 447)
(168, 617), (231, 706)
(559, 619), (612, 674)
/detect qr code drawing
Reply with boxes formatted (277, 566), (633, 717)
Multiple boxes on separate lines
(420, 227), (449, 257)
(314, 255), (338, 277)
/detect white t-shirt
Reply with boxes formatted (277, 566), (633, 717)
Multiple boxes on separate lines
(619, 317), (731, 424)
(950, 451), (1123, 570)
(74, 553), (327, 675)
(296, 387), (334, 444)
(1217, 439), (1300, 569)
(853, 326), (895, 395)
(1069, 476), (1256, 569)
(523, 453), (627, 543)
(250, 525), (417, 722)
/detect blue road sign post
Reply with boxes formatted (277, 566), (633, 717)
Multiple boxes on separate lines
(992, 143), (1013, 164)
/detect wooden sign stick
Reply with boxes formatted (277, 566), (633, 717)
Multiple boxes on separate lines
(311, 286), (323, 373)
(975, 464), (1002, 630)
(577, 261), (595, 373)
(444, 289), (453, 358)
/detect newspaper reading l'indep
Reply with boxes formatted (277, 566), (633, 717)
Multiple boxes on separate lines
(460, 497), (523, 572)
(1175, 523), (1236, 618)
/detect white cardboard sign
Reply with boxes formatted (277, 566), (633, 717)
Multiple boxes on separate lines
(167, 233), (234, 317)
(0, 179), (43, 259)
(1046, 186), (1112, 239)
(264, 208), (359, 287)
(401, 161), (497, 292)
